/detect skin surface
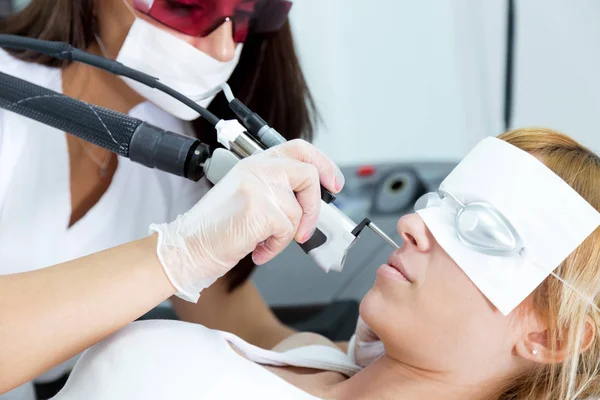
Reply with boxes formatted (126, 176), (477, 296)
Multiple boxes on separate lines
(262, 213), (570, 399)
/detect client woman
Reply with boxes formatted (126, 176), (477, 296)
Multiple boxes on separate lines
(52, 128), (600, 400)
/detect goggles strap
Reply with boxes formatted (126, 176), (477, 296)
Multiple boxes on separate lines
(548, 270), (599, 313)
(530, 259), (600, 313)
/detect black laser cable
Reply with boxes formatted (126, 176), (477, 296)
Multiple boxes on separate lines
(0, 71), (210, 181)
(0, 35), (336, 201)
(0, 35), (294, 151)
(0, 34), (221, 127)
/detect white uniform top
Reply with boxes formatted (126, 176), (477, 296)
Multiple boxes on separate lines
(0, 50), (211, 398)
(52, 320), (361, 400)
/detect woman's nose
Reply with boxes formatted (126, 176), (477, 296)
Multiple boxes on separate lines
(397, 213), (432, 253)
(189, 20), (237, 62)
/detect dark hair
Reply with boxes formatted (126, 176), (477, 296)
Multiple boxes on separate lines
(0, 0), (317, 292)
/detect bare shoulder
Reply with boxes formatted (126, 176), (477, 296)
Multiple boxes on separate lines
(271, 332), (342, 353)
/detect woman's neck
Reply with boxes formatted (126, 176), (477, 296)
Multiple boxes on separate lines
(327, 355), (500, 400)
(61, 43), (144, 114)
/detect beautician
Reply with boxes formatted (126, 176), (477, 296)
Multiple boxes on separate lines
(0, 139), (343, 395)
(0, 0), (314, 395)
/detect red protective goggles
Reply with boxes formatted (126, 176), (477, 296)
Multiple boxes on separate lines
(133, 0), (292, 43)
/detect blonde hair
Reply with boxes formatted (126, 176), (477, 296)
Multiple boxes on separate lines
(496, 128), (600, 400)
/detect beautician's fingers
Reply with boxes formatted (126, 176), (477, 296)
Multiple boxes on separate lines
(252, 188), (302, 265)
(150, 139), (343, 303)
(252, 158), (321, 264)
(244, 156), (323, 244)
(280, 159), (322, 244)
(267, 139), (345, 193)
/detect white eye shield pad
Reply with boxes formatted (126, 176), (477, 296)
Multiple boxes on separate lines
(415, 137), (600, 315)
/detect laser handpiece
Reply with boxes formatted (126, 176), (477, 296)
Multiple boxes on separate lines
(205, 121), (400, 273)
(0, 34), (401, 272)
(352, 218), (401, 250)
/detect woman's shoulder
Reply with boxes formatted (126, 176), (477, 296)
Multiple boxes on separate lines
(56, 320), (318, 400)
(88, 320), (224, 353)
(72, 320), (227, 373)
(57, 321), (233, 398)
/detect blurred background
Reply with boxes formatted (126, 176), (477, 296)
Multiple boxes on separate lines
(4, 0), (599, 163)
(288, 0), (600, 163)
(292, 0), (600, 163)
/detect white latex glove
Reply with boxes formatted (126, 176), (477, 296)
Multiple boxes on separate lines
(150, 140), (344, 302)
(348, 316), (385, 368)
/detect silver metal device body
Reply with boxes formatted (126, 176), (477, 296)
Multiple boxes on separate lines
(229, 133), (262, 158)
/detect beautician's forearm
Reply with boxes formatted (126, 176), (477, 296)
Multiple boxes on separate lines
(0, 235), (175, 394)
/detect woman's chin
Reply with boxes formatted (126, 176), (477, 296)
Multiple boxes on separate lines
(359, 288), (387, 327)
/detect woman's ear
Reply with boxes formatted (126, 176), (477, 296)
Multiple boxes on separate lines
(515, 316), (596, 364)
(581, 316), (596, 353)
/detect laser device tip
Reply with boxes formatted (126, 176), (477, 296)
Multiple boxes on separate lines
(367, 222), (401, 249)
(352, 218), (400, 249)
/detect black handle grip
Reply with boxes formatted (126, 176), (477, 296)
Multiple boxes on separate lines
(0, 71), (140, 157)
(298, 228), (328, 253)
(0, 71), (209, 179)
(129, 122), (209, 179)
(321, 188), (336, 204)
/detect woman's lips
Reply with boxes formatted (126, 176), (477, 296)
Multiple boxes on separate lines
(386, 252), (413, 283)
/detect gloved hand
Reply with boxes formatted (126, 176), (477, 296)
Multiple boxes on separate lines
(348, 316), (385, 368)
(150, 139), (345, 302)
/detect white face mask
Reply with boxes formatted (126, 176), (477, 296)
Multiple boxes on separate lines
(116, 18), (243, 121)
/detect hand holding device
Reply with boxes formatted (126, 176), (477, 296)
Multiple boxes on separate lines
(150, 140), (342, 302)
